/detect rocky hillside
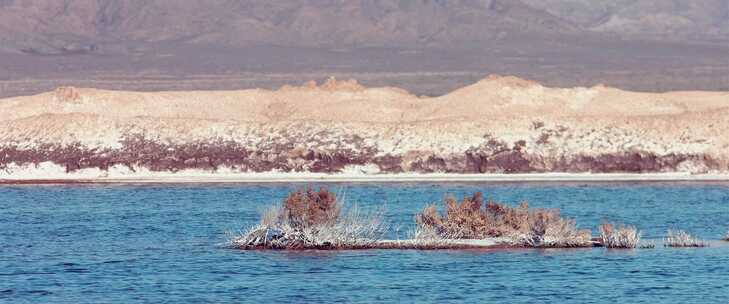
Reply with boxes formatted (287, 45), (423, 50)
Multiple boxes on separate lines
(1, 76), (728, 177)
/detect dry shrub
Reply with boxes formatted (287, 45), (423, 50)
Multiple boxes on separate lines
(416, 193), (530, 238)
(522, 213), (591, 248)
(401, 226), (462, 249)
(599, 222), (641, 248)
(416, 192), (491, 238)
(230, 187), (386, 250)
(664, 229), (707, 247)
(415, 192), (591, 247)
(282, 187), (340, 229)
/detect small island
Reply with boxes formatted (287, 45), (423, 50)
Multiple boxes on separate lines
(228, 187), (664, 250)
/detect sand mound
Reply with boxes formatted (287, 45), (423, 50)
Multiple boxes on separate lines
(1, 74), (727, 124)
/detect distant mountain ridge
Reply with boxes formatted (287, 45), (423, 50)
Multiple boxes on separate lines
(1, 0), (727, 98)
(1, 0), (727, 55)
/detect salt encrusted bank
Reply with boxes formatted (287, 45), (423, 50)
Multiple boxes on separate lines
(1, 76), (728, 179)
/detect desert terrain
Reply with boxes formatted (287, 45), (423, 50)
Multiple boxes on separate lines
(1, 75), (727, 179)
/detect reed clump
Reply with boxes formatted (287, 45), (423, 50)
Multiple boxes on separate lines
(230, 187), (387, 250)
(663, 229), (707, 247)
(415, 192), (592, 248)
(598, 222), (641, 249)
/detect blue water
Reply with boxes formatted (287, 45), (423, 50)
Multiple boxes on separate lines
(2, 182), (729, 303)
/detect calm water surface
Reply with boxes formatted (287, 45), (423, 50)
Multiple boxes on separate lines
(2, 182), (729, 303)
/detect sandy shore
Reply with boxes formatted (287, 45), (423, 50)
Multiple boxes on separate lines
(2, 172), (729, 184)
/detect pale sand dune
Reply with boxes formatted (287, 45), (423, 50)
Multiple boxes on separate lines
(2, 75), (728, 123)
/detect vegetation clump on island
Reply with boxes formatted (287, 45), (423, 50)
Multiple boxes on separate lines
(229, 187), (387, 250)
(230, 188), (596, 250)
(598, 222), (641, 249)
(663, 229), (707, 247)
(229, 187), (720, 251)
(415, 193), (592, 248)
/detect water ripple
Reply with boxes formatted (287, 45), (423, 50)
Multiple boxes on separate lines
(1, 183), (728, 303)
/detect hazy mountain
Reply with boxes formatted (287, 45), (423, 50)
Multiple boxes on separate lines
(0, 0), (727, 97)
(0, 0), (572, 54)
(1, 0), (727, 55)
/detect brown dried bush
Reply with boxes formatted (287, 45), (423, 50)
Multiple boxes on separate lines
(415, 192), (591, 247)
(230, 187), (386, 250)
(282, 187), (340, 229)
